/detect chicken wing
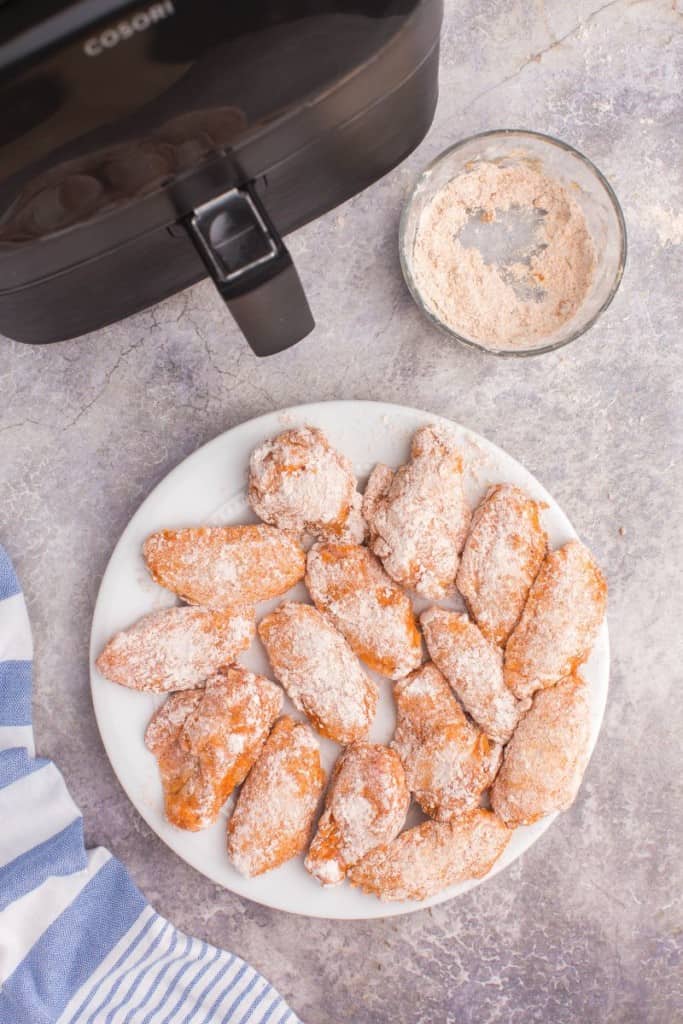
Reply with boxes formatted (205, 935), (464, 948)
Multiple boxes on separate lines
(504, 540), (607, 700)
(456, 483), (547, 646)
(95, 605), (253, 692)
(420, 607), (527, 744)
(348, 809), (511, 901)
(305, 542), (422, 679)
(145, 667), (282, 830)
(143, 525), (305, 609)
(227, 716), (325, 877)
(248, 426), (365, 542)
(305, 743), (409, 886)
(258, 602), (378, 744)
(362, 425), (470, 599)
(491, 674), (591, 827)
(392, 663), (501, 821)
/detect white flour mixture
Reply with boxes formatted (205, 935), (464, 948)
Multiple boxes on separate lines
(410, 159), (596, 351)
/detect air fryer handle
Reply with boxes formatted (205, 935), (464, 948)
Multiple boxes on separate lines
(209, 241), (314, 358)
(187, 185), (314, 357)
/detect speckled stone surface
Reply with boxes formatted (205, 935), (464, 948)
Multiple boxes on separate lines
(1, 1), (681, 1021)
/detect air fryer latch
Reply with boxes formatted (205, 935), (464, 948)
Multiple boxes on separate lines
(187, 186), (314, 357)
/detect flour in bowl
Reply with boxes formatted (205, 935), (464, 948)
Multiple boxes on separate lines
(410, 159), (596, 351)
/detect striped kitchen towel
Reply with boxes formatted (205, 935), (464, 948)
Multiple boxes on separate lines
(0, 544), (301, 1024)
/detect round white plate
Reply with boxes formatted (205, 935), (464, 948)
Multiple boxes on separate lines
(90, 401), (609, 919)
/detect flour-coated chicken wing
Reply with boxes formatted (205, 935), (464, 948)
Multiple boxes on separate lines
(456, 483), (547, 646)
(491, 674), (591, 827)
(96, 605), (253, 692)
(392, 663), (501, 820)
(305, 742), (409, 886)
(258, 602), (378, 744)
(143, 525), (305, 609)
(504, 540), (607, 700)
(305, 541), (422, 679)
(421, 607), (527, 744)
(348, 809), (511, 901)
(362, 426), (470, 599)
(145, 667), (282, 830)
(227, 716), (325, 877)
(248, 426), (365, 542)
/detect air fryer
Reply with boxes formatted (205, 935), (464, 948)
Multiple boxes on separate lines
(0, 0), (443, 355)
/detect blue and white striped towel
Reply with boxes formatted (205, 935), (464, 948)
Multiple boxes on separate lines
(0, 544), (301, 1024)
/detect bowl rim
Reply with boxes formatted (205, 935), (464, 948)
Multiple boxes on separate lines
(398, 127), (628, 357)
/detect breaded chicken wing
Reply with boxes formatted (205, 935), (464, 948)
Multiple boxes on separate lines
(504, 540), (607, 700)
(420, 608), (527, 744)
(348, 809), (511, 901)
(392, 663), (501, 821)
(305, 542), (422, 679)
(95, 605), (253, 692)
(248, 426), (365, 542)
(145, 667), (282, 830)
(258, 602), (378, 744)
(305, 742), (409, 886)
(227, 716), (325, 877)
(143, 525), (305, 609)
(491, 674), (591, 827)
(362, 425), (470, 599)
(456, 484), (547, 646)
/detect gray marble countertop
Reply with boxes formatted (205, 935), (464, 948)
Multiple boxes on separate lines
(1, 1), (681, 1021)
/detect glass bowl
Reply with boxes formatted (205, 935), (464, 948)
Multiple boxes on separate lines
(399, 129), (627, 356)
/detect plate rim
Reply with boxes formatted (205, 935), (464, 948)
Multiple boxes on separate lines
(89, 400), (610, 919)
